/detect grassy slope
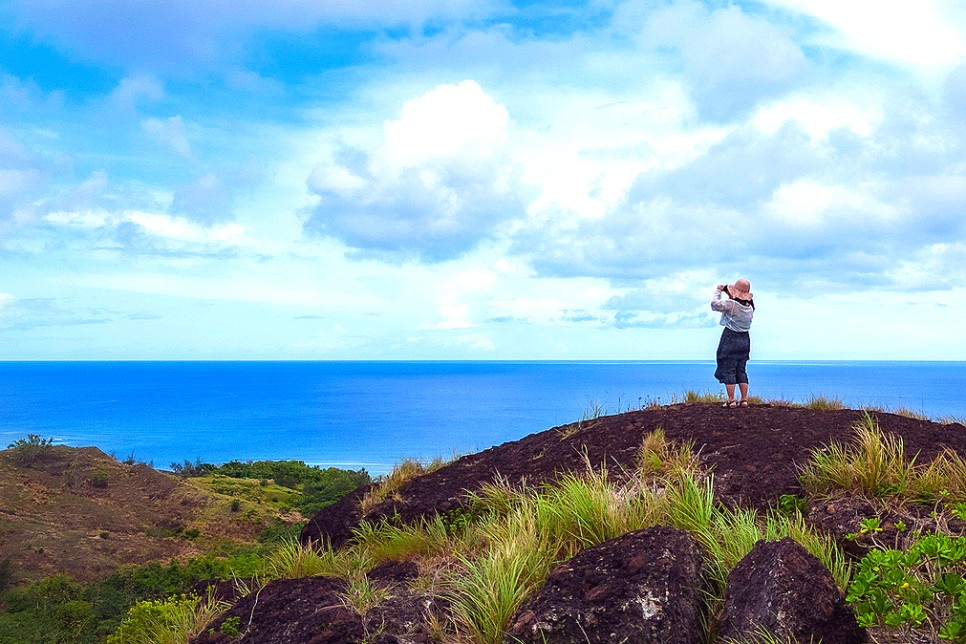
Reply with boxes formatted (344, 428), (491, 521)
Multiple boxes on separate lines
(0, 445), (300, 585)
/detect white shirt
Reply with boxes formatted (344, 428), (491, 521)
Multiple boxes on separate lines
(712, 288), (754, 332)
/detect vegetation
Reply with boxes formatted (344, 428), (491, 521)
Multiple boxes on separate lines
(800, 412), (966, 505)
(0, 551), (265, 642)
(7, 433), (56, 466)
(172, 458), (371, 516)
(266, 434), (849, 644)
(5, 399), (966, 642)
(0, 452), (370, 643)
(358, 456), (448, 515)
(847, 533), (966, 640)
(106, 593), (227, 644)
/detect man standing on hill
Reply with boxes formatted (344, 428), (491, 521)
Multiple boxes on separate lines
(712, 279), (755, 408)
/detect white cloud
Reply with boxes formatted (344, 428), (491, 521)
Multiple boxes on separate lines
(764, 179), (900, 228)
(170, 173), (233, 223)
(141, 116), (192, 157)
(764, 0), (966, 68)
(305, 80), (528, 261)
(642, 1), (808, 121)
(108, 75), (164, 112)
(425, 267), (498, 330)
(380, 80), (509, 170)
(753, 95), (881, 139)
(44, 209), (247, 249)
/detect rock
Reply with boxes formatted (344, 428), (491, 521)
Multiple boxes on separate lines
(504, 526), (708, 643)
(300, 484), (371, 549)
(717, 538), (865, 643)
(192, 576), (363, 644)
(191, 562), (443, 644)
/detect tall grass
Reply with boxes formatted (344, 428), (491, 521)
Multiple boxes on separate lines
(803, 395), (846, 410)
(800, 412), (917, 497)
(799, 412), (966, 504)
(261, 538), (370, 583)
(106, 591), (228, 644)
(448, 509), (555, 644)
(446, 436), (848, 642)
(266, 430), (851, 644)
(638, 428), (700, 477)
(359, 456), (449, 514)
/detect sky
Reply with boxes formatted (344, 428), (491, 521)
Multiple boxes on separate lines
(2, 0), (966, 361)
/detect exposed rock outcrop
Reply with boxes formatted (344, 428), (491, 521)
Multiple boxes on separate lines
(301, 405), (963, 550)
(504, 526), (708, 644)
(716, 538), (865, 643)
(192, 560), (443, 644)
(193, 576), (363, 644)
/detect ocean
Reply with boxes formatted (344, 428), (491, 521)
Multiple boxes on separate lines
(1, 361), (964, 476)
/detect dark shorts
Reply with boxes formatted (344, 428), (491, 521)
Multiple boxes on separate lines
(715, 328), (750, 385)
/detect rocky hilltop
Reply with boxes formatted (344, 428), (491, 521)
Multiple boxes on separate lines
(192, 403), (966, 643)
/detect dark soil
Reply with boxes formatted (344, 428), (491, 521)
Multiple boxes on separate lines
(304, 403), (966, 548)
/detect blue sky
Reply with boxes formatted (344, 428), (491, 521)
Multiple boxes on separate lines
(2, 0), (966, 360)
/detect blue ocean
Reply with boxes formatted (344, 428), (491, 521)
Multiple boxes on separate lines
(1, 361), (964, 476)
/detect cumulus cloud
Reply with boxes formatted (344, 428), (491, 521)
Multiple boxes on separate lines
(108, 75), (164, 112)
(763, 0), (966, 68)
(304, 80), (528, 261)
(640, 1), (808, 121)
(515, 84), (966, 294)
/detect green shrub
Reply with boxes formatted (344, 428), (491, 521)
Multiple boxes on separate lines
(219, 615), (241, 636)
(169, 458), (215, 478)
(847, 533), (966, 639)
(106, 594), (225, 644)
(90, 468), (110, 488)
(7, 434), (55, 466)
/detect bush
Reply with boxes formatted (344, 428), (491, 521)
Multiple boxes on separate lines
(169, 458), (215, 478)
(106, 595), (203, 644)
(847, 533), (966, 639)
(90, 468), (110, 488)
(7, 434), (55, 466)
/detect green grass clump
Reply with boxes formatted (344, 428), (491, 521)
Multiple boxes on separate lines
(448, 513), (555, 644)
(262, 538), (341, 580)
(800, 412), (917, 498)
(638, 428), (700, 478)
(313, 432), (847, 643)
(106, 592), (227, 644)
(800, 412), (966, 505)
(803, 395), (846, 410)
(359, 457), (449, 515)
(678, 390), (725, 404)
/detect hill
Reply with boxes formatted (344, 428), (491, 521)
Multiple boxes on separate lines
(303, 402), (966, 548)
(0, 443), (298, 584)
(220, 402), (966, 643)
